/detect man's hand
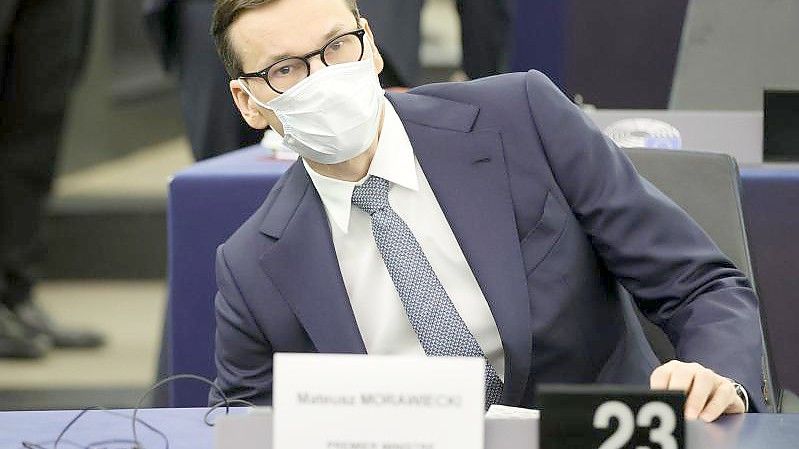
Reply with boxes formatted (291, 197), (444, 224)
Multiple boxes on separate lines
(650, 360), (745, 422)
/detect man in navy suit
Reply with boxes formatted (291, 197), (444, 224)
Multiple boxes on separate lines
(209, 0), (766, 420)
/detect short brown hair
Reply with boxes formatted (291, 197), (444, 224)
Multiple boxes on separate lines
(212, 0), (360, 78)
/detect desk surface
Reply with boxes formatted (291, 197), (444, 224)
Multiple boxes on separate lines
(0, 407), (243, 449)
(1, 408), (798, 449)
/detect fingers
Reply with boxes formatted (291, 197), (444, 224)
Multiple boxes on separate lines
(683, 369), (718, 420)
(666, 363), (696, 393)
(649, 361), (674, 390)
(649, 360), (698, 390)
(650, 361), (745, 422)
(699, 381), (738, 422)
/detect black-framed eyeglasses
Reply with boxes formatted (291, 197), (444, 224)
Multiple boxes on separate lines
(238, 29), (367, 95)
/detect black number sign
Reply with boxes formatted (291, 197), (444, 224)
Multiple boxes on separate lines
(537, 384), (685, 449)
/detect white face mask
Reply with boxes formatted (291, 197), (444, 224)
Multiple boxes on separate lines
(238, 40), (384, 165)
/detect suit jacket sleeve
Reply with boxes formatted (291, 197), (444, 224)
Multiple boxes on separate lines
(210, 244), (274, 406)
(523, 70), (766, 411)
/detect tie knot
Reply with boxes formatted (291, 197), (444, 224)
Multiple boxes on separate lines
(352, 176), (391, 215)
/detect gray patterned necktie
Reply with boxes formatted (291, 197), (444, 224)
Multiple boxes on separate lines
(352, 175), (503, 408)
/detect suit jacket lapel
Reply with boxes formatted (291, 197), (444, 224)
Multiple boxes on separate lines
(388, 93), (534, 406)
(258, 164), (366, 355)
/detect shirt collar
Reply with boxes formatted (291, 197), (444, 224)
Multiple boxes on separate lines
(304, 97), (419, 234)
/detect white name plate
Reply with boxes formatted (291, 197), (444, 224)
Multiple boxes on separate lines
(215, 407), (272, 449)
(215, 405), (540, 449)
(485, 405), (539, 449)
(273, 353), (485, 449)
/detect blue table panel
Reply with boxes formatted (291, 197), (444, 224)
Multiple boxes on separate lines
(168, 146), (293, 406)
(740, 164), (799, 398)
(0, 407), (247, 449)
(1, 408), (798, 449)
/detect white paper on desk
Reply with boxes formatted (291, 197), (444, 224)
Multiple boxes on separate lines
(273, 353), (485, 449)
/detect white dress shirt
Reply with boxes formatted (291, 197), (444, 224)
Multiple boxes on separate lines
(303, 98), (506, 380)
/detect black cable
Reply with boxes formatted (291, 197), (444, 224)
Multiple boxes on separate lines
(203, 398), (258, 426)
(21, 406), (168, 449)
(85, 438), (143, 448)
(22, 439), (83, 449)
(53, 407), (100, 449)
(130, 374), (233, 448)
(19, 374), (250, 449)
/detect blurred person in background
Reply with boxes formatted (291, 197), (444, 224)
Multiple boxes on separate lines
(144, 0), (263, 161)
(0, 0), (105, 358)
(144, 0), (513, 161)
(358, 0), (515, 87)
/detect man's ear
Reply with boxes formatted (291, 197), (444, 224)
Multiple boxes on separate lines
(360, 18), (384, 76)
(230, 79), (270, 130)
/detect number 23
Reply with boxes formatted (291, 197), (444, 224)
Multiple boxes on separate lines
(593, 400), (678, 449)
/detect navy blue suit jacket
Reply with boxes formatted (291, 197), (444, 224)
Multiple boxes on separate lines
(211, 71), (766, 410)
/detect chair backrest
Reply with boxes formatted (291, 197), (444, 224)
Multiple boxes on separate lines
(621, 147), (778, 411)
